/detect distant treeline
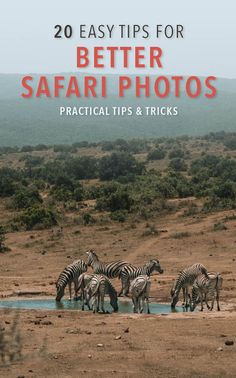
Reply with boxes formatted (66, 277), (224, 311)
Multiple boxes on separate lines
(1, 131), (236, 155)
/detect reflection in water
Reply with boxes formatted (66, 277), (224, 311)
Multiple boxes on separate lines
(0, 298), (188, 314)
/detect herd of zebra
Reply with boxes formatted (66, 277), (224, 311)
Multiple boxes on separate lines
(55, 250), (223, 313)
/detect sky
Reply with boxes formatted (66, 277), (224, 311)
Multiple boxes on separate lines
(0, 0), (235, 78)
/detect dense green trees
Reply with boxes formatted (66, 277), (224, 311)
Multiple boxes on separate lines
(1, 135), (236, 229)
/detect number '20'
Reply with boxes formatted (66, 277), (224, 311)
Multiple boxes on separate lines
(54, 25), (73, 39)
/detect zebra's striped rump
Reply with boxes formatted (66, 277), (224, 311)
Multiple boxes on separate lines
(55, 259), (87, 302)
(190, 272), (223, 312)
(85, 274), (118, 313)
(171, 263), (208, 308)
(86, 249), (129, 278)
(130, 275), (151, 314)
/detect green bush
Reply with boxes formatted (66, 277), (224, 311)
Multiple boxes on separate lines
(147, 148), (166, 161)
(98, 152), (144, 181)
(110, 210), (127, 222)
(82, 212), (96, 225)
(16, 206), (57, 230)
(13, 187), (42, 209)
(169, 158), (187, 172)
(169, 148), (185, 159)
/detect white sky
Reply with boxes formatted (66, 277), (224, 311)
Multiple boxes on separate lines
(0, 0), (235, 78)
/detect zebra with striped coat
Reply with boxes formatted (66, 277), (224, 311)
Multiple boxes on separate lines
(130, 275), (151, 314)
(84, 274), (118, 313)
(55, 259), (87, 302)
(118, 259), (163, 297)
(171, 263), (209, 308)
(76, 272), (94, 310)
(86, 250), (129, 278)
(190, 272), (223, 312)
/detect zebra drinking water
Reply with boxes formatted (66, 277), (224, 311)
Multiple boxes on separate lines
(118, 259), (163, 296)
(84, 274), (118, 313)
(171, 263), (208, 308)
(86, 249), (129, 278)
(190, 272), (223, 312)
(130, 275), (151, 314)
(55, 259), (87, 302)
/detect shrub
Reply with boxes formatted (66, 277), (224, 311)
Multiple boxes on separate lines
(171, 231), (191, 239)
(98, 152), (144, 181)
(82, 212), (96, 225)
(110, 210), (127, 222)
(147, 148), (166, 161)
(182, 203), (198, 217)
(13, 187), (42, 209)
(16, 206), (57, 230)
(96, 188), (133, 212)
(213, 222), (227, 231)
(0, 168), (20, 197)
(169, 148), (185, 159)
(169, 158), (187, 172)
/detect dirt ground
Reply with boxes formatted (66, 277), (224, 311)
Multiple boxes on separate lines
(1, 207), (236, 377)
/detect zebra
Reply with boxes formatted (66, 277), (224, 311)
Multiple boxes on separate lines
(55, 259), (87, 302)
(118, 259), (164, 297)
(171, 263), (209, 309)
(86, 249), (129, 278)
(130, 275), (151, 314)
(190, 272), (223, 312)
(76, 272), (94, 310)
(84, 274), (118, 313)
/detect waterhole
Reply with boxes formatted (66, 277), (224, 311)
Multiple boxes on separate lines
(0, 298), (188, 314)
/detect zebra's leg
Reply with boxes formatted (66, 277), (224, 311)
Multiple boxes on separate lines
(120, 277), (130, 297)
(91, 296), (97, 313)
(139, 296), (144, 313)
(216, 290), (221, 311)
(97, 293), (100, 313)
(100, 292), (105, 313)
(73, 279), (78, 300)
(118, 275), (126, 297)
(205, 294), (211, 310)
(132, 297), (138, 313)
(146, 296), (150, 314)
(68, 282), (72, 301)
(185, 287), (189, 308)
(199, 293), (204, 311)
(124, 280), (130, 297)
(81, 289), (85, 311)
(182, 287), (186, 306)
(210, 294), (215, 311)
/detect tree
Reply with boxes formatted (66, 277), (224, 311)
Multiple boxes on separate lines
(147, 148), (166, 161)
(169, 158), (187, 172)
(13, 187), (42, 209)
(98, 152), (143, 181)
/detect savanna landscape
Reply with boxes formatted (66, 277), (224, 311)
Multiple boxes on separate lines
(0, 132), (236, 377)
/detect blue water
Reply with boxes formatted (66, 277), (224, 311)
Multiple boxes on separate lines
(0, 298), (185, 314)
